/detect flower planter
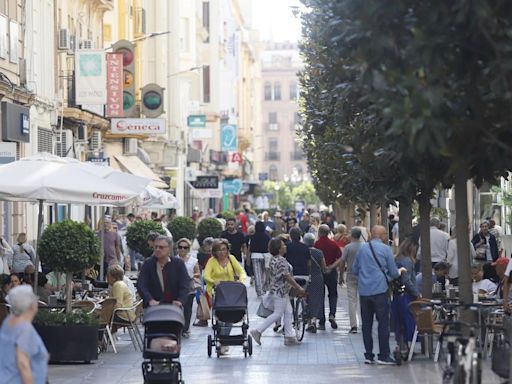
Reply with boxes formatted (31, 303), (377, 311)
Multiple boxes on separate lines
(35, 324), (99, 363)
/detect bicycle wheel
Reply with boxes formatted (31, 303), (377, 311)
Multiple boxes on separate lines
(294, 298), (306, 341)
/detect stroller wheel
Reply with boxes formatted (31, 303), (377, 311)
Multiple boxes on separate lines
(207, 335), (212, 357)
(248, 335), (253, 356)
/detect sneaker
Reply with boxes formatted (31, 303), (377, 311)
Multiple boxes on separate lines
(193, 320), (208, 327)
(250, 330), (262, 346)
(377, 357), (396, 365)
(364, 358), (375, 365)
(329, 316), (338, 329)
(306, 324), (317, 333)
(182, 331), (190, 338)
(349, 327), (358, 334)
(318, 323), (326, 331)
(273, 324), (281, 333)
(284, 336), (300, 346)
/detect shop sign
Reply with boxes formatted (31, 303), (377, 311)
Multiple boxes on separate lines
(111, 118), (166, 135)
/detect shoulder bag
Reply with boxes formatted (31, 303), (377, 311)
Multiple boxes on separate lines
(228, 256), (240, 281)
(367, 240), (404, 297)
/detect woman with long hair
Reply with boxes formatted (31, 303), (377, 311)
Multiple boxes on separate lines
(391, 237), (420, 356)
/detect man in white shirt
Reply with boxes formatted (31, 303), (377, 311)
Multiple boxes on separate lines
(446, 226), (476, 286)
(471, 263), (497, 295)
(417, 217), (450, 269)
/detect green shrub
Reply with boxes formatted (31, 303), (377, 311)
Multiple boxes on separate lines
(126, 220), (165, 258)
(168, 216), (196, 241)
(34, 309), (99, 326)
(39, 220), (100, 273)
(39, 220), (100, 312)
(219, 210), (236, 220)
(197, 217), (223, 243)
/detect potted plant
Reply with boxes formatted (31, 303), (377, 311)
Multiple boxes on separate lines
(168, 216), (196, 241)
(36, 220), (101, 363)
(125, 220), (165, 258)
(197, 217), (223, 244)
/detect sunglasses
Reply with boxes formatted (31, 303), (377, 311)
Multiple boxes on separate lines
(178, 246), (190, 250)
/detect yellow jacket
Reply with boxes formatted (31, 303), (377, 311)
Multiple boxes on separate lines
(203, 255), (247, 296)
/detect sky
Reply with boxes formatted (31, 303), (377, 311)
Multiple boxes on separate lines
(252, 0), (303, 42)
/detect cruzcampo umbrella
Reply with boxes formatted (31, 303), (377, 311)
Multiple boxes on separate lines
(0, 153), (150, 286)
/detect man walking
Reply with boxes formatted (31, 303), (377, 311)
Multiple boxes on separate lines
(418, 217), (450, 268)
(352, 225), (405, 365)
(339, 228), (363, 334)
(314, 224), (341, 329)
(220, 218), (247, 263)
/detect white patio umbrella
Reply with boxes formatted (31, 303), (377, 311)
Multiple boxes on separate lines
(140, 185), (180, 209)
(0, 153), (150, 286)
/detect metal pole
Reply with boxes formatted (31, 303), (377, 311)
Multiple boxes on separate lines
(33, 199), (44, 290)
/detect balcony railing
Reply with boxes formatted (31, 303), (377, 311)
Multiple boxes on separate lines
(265, 152), (280, 161)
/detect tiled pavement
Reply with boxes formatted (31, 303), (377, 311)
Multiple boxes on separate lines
(48, 284), (505, 384)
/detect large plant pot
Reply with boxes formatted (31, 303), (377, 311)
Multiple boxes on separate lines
(35, 324), (99, 363)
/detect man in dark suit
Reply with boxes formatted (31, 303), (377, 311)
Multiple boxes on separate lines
(137, 235), (190, 308)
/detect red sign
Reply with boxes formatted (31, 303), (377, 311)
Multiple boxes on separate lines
(106, 53), (123, 117)
(230, 152), (243, 164)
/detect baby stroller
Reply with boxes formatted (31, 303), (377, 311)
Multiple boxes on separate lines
(207, 281), (252, 358)
(142, 304), (185, 384)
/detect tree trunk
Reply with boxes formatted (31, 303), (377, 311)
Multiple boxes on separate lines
(454, 167), (472, 310)
(381, 201), (388, 229)
(418, 193), (432, 299)
(398, 196), (413, 243)
(65, 273), (73, 313)
(369, 202), (376, 228)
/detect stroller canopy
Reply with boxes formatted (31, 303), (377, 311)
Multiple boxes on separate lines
(143, 304), (185, 326)
(214, 281), (248, 310)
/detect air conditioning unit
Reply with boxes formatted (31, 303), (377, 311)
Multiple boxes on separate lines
(123, 138), (138, 154)
(81, 39), (94, 49)
(77, 125), (88, 141)
(56, 129), (73, 157)
(90, 131), (102, 151)
(58, 29), (69, 50)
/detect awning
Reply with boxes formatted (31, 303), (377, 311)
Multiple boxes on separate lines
(112, 155), (168, 189)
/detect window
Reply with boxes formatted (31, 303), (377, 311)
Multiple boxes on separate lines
(268, 112), (277, 124)
(202, 65), (210, 103)
(290, 81), (298, 100)
(202, 2), (210, 42)
(264, 82), (272, 100)
(268, 138), (278, 152)
(180, 18), (190, 52)
(38, 127), (53, 154)
(9, 19), (17, 63)
(269, 165), (278, 181)
(274, 82), (281, 100)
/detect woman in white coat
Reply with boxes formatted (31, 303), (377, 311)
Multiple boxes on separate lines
(0, 237), (13, 275)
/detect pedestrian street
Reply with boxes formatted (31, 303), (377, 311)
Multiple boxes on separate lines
(48, 284), (503, 384)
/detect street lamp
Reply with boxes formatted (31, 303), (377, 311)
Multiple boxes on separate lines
(104, 31), (171, 51)
(167, 65), (206, 78)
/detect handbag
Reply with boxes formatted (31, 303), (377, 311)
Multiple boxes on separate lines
(368, 240), (405, 297)
(196, 292), (211, 321)
(256, 300), (273, 318)
(228, 257), (240, 281)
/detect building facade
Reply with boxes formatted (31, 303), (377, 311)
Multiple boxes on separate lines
(257, 41), (307, 183)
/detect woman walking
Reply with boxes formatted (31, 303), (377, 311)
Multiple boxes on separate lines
(203, 239), (246, 355)
(250, 237), (306, 346)
(176, 238), (200, 337)
(0, 285), (48, 383)
(303, 233), (328, 333)
(247, 221), (271, 297)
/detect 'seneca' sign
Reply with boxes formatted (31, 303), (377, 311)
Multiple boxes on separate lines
(111, 118), (166, 134)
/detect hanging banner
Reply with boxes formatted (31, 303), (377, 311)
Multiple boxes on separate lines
(75, 50), (106, 105)
(106, 53), (123, 117)
(221, 123), (237, 152)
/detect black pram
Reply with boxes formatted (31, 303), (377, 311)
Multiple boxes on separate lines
(207, 281), (252, 357)
(142, 304), (184, 384)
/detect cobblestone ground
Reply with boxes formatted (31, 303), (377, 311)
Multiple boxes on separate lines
(49, 284), (504, 384)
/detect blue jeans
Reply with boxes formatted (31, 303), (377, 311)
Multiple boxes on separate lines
(360, 292), (390, 360)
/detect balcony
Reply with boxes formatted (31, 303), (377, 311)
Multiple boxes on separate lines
(265, 152), (280, 161)
(290, 152), (305, 161)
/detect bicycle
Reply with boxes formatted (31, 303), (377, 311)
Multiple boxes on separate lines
(291, 275), (310, 342)
(436, 303), (483, 384)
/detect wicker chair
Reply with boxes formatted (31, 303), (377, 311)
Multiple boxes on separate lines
(97, 298), (117, 353)
(72, 300), (96, 315)
(408, 300), (443, 362)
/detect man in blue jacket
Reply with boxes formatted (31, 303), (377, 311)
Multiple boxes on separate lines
(137, 235), (190, 308)
(352, 225), (406, 365)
